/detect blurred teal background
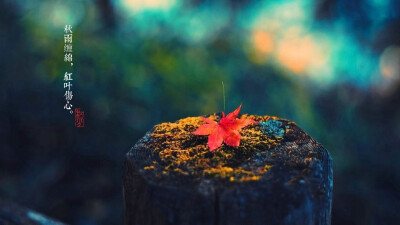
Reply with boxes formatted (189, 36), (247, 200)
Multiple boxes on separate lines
(1, 0), (400, 224)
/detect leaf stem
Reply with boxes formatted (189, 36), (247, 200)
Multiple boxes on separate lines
(222, 81), (226, 113)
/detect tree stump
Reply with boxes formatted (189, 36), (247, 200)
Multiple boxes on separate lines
(123, 113), (333, 225)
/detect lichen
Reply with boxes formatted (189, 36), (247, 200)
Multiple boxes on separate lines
(259, 119), (285, 138)
(147, 114), (284, 182)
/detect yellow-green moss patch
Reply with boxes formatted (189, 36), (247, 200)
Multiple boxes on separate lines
(148, 114), (283, 182)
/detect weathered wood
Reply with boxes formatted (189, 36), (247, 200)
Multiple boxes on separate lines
(0, 198), (66, 225)
(123, 114), (333, 225)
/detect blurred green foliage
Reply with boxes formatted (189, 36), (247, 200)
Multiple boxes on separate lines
(1, 0), (400, 225)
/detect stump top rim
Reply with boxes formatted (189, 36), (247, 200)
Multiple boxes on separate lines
(127, 113), (324, 185)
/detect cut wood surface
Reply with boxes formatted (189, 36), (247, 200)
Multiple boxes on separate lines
(123, 113), (333, 225)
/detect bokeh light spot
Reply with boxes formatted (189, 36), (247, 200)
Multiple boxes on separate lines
(277, 35), (327, 75)
(252, 30), (274, 55)
(380, 46), (400, 79)
(121, 0), (176, 13)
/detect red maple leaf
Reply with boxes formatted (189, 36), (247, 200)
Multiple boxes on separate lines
(193, 105), (258, 151)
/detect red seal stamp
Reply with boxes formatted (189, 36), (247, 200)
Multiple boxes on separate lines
(75, 108), (85, 127)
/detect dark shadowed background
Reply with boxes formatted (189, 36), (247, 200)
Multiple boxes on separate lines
(1, 0), (400, 224)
